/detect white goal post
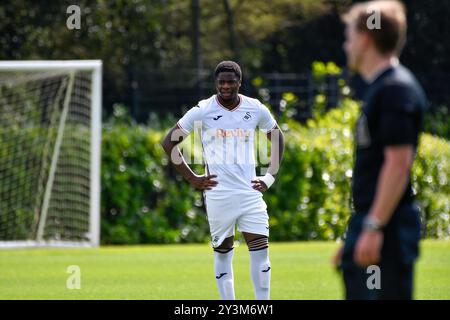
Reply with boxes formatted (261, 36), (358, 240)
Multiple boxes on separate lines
(0, 60), (102, 248)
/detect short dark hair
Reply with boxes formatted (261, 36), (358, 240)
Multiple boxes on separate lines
(214, 61), (242, 80)
(342, 0), (407, 55)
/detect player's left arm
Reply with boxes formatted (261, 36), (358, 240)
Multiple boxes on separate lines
(252, 124), (285, 192)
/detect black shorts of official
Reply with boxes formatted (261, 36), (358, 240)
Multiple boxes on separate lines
(340, 203), (421, 300)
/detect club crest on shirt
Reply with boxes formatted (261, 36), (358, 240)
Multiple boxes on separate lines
(243, 112), (252, 122)
(356, 113), (371, 147)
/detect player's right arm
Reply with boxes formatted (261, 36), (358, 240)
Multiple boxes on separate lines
(161, 122), (217, 191)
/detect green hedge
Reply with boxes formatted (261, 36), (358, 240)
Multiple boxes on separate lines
(101, 111), (208, 244)
(262, 97), (357, 241)
(0, 100), (448, 243)
(100, 99), (450, 244)
(413, 134), (450, 238)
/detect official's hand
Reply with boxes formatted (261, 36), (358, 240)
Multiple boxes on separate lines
(251, 179), (268, 193)
(354, 230), (384, 267)
(188, 174), (218, 190)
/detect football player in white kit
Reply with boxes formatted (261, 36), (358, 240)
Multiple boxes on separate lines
(162, 61), (284, 300)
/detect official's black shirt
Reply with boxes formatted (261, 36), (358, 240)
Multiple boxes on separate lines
(351, 64), (427, 213)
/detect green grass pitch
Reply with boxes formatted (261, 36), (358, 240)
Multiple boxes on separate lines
(0, 240), (449, 299)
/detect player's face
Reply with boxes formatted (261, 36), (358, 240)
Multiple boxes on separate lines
(343, 22), (367, 72)
(215, 72), (241, 101)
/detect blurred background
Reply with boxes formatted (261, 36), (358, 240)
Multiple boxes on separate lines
(2, 0), (449, 120)
(1, 0), (448, 245)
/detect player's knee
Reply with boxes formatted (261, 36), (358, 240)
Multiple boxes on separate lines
(247, 236), (269, 251)
(214, 247), (234, 254)
(214, 236), (234, 253)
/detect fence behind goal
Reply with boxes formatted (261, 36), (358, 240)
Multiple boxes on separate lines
(0, 61), (101, 248)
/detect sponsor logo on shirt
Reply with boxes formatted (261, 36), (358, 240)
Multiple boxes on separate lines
(215, 128), (253, 138)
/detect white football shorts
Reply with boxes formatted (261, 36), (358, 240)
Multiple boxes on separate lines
(204, 191), (269, 248)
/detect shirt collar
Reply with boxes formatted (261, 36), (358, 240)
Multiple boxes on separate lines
(367, 57), (399, 84)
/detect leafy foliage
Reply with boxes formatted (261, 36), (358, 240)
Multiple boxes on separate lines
(99, 98), (450, 243)
(1, 98), (448, 243)
(101, 105), (208, 244)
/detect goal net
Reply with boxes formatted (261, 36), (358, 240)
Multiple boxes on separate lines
(0, 61), (101, 248)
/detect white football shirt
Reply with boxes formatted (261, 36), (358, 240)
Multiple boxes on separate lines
(177, 94), (277, 196)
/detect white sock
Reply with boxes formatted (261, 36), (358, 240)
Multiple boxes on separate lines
(249, 248), (271, 300)
(214, 249), (235, 300)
